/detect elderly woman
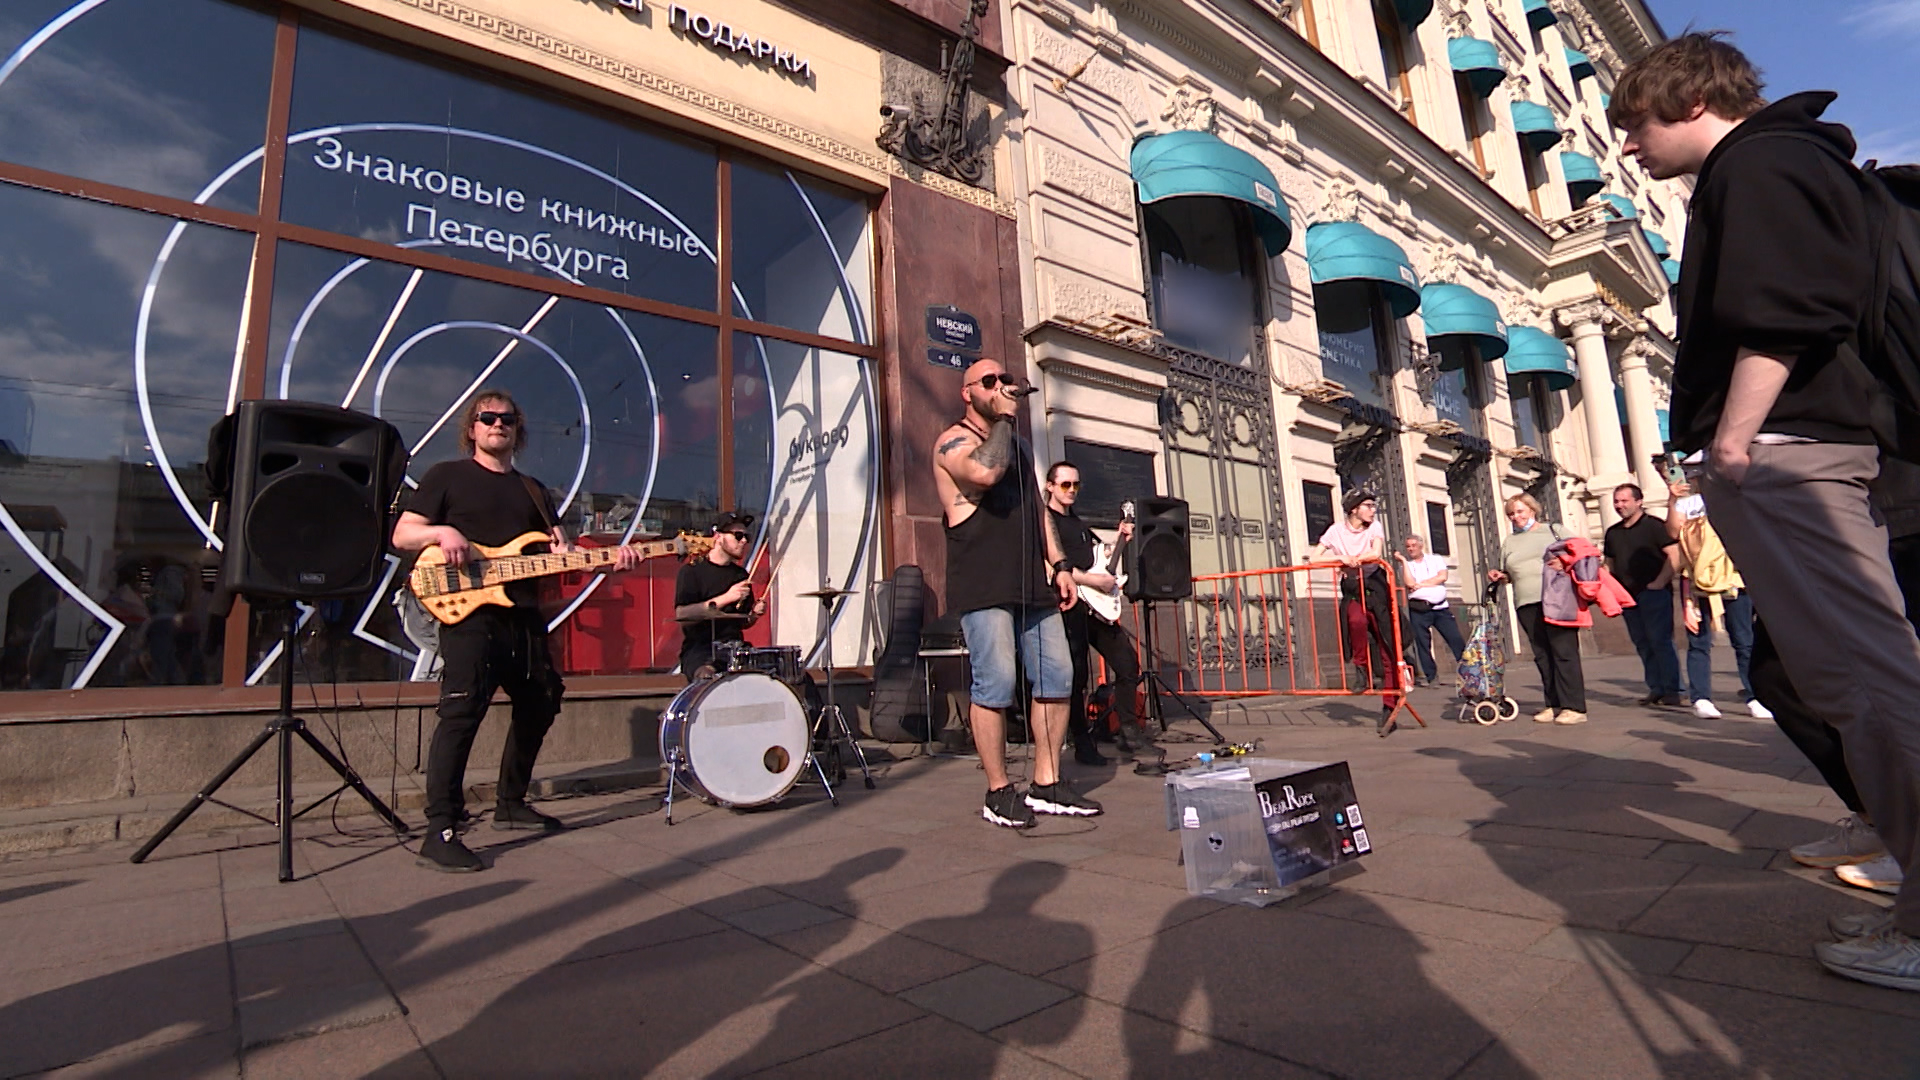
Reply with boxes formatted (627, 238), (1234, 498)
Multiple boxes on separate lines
(1488, 494), (1586, 724)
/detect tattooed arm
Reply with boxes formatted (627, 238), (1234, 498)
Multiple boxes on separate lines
(936, 422), (1014, 490)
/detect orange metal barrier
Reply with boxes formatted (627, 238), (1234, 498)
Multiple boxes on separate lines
(1107, 558), (1424, 730)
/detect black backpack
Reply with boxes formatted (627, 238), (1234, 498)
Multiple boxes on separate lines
(1857, 163), (1920, 463)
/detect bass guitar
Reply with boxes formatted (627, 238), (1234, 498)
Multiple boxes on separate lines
(410, 531), (712, 625)
(1077, 500), (1134, 624)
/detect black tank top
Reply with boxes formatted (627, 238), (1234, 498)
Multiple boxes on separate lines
(945, 433), (1054, 613)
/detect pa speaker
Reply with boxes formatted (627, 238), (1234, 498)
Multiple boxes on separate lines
(206, 401), (407, 603)
(1124, 496), (1191, 601)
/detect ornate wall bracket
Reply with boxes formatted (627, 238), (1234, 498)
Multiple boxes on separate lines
(876, 0), (992, 186)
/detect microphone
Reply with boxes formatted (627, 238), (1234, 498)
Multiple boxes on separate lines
(1008, 385), (1041, 397)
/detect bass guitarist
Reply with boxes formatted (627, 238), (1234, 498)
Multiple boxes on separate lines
(1044, 462), (1143, 766)
(393, 389), (642, 872)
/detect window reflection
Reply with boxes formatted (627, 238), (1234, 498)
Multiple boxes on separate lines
(257, 240), (720, 681)
(0, 184), (250, 690)
(0, 0), (275, 212)
(731, 163), (872, 343)
(1144, 198), (1259, 367)
(1509, 374), (1554, 453)
(731, 335), (878, 665)
(281, 22), (719, 311)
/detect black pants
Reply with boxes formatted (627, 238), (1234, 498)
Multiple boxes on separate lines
(1756, 532), (1920, 816)
(1407, 606), (1467, 682)
(426, 607), (563, 826)
(1516, 602), (1585, 712)
(1064, 603), (1142, 752)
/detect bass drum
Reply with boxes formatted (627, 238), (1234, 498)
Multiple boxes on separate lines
(659, 672), (810, 808)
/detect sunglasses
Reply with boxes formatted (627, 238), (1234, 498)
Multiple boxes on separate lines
(966, 373), (1022, 391)
(475, 410), (519, 428)
(1053, 480), (1081, 491)
(719, 530), (750, 541)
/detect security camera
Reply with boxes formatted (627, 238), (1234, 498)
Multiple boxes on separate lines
(880, 102), (911, 118)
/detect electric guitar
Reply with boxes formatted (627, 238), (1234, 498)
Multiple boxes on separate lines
(410, 531), (712, 625)
(1078, 500), (1134, 624)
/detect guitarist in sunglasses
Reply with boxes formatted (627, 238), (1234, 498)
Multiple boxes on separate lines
(1043, 462), (1142, 766)
(393, 390), (642, 872)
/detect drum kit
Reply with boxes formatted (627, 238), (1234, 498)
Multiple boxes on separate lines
(659, 586), (875, 824)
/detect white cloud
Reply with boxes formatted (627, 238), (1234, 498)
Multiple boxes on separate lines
(1845, 0), (1920, 36)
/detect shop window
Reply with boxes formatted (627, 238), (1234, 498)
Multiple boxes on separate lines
(0, 183), (251, 689)
(0, 0), (276, 211)
(730, 162), (873, 344)
(1302, 480), (1336, 549)
(1433, 363), (1485, 432)
(1062, 439), (1158, 529)
(1454, 74), (1489, 174)
(1142, 197), (1261, 367)
(281, 22), (720, 312)
(1425, 501), (1452, 556)
(1372, 0), (1419, 123)
(1316, 286), (1399, 410)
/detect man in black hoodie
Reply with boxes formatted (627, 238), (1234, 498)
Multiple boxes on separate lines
(1610, 32), (1920, 992)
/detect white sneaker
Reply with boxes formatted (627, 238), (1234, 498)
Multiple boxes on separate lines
(1691, 699), (1722, 719)
(1746, 699), (1774, 720)
(1815, 926), (1920, 992)
(1835, 853), (1905, 896)
(1830, 909), (1896, 939)
(1533, 707), (1557, 723)
(1792, 815), (1886, 868)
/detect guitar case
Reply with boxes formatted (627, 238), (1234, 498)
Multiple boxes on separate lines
(866, 564), (930, 742)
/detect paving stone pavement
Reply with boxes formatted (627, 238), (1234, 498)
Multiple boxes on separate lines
(2, 654), (1917, 1079)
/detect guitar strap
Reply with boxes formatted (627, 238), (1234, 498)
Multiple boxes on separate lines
(519, 472), (559, 534)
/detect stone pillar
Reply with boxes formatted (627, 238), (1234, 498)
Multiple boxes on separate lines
(1556, 301), (1632, 525)
(1616, 337), (1669, 502)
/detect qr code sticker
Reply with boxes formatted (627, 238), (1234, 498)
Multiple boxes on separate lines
(1353, 828), (1371, 853)
(1346, 804), (1363, 828)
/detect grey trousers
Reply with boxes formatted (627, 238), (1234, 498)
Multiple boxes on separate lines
(1703, 442), (1920, 936)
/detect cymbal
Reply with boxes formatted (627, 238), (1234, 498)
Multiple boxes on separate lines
(797, 586), (857, 599)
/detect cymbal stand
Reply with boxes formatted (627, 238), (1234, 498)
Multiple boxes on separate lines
(807, 586), (875, 793)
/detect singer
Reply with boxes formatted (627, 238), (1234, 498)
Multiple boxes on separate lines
(933, 358), (1100, 828)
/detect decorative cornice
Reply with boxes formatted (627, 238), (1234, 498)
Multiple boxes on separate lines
(1108, 0), (1250, 83)
(387, 0), (1014, 217)
(1033, 355), (1166, 399)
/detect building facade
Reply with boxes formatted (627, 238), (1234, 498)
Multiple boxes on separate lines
(1007, 0), (1684, 672)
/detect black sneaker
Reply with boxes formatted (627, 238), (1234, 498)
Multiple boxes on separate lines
(451, 807), (474, 835)
(1026, 780), (1103, 817)
(493, 801), (565, 832)
(1651, 693), (1686, 708)
(1073, 743), (1110, 767)
(982, 785), (1038, 829)
(418, 826), (486, 873)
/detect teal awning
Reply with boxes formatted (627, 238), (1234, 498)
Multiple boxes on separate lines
(1661, 257), (1680, 284)
(1306, 222), (1421, 319)
(1505, 325), (1576, 392)
(1565, 48), (1596, 81)
(1131, 131), (1292, 257)
(1421, 283), (1509, 369)
(1560, 151), (1604, 204)
(1447, 37), (1506, 98)
(1601, 92), (1612, 111)
(1511, 101), (1564, 153)
(1524, 0), (1557, 30)
(1615, 385), (1626, 418)
(1598, 193), (1637, 219)
(1641, 228), (1671, 258)
(1393, 0), (1433, 28)
(1658, 408), (1671, 443)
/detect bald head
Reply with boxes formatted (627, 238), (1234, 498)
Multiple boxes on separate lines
(963, 357), (1004, 385)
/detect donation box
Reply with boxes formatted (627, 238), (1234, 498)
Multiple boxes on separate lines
(1165, 758), (1371, 907)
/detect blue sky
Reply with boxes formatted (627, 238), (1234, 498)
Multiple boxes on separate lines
(1648, 0), (1919, 163)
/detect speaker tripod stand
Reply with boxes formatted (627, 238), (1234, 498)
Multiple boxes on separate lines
(1130, 600), (1225, 776)
(131, 607), (410, 881)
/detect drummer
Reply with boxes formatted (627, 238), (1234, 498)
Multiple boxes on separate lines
(674, 511), (766, 682)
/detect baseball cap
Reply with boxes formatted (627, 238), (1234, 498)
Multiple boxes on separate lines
(711, 511), (756, 534)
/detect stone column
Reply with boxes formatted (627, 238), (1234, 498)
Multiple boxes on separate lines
(1556, 301), (1632, 525)
(1616, 337), (1669, 501)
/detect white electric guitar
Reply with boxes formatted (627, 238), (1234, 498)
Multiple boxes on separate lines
(1078, 500), (1134, 624)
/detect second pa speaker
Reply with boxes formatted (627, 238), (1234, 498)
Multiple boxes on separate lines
(1124, 496), (1191, 601)
(206, 400), (408, 603)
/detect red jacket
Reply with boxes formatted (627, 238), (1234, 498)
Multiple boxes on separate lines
(1542, 537), (1636, 627)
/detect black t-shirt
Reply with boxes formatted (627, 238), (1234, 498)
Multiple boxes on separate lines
(675, 558), (750, 658)
(406, 459), (558, 608)
(1603, 514), (1675, 595)
(1050, 508), (1097, 572)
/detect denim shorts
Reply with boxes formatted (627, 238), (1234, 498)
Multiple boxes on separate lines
(959, 605), (1073, 707)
